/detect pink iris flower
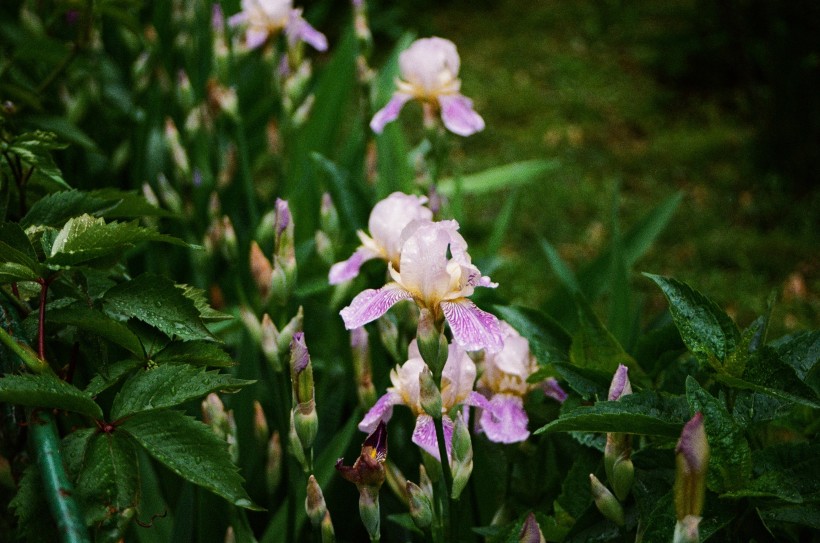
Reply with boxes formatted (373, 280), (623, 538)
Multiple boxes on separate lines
(358, 340), (487, 460)
(328, 192), (432, 285)
(370, 37), (485, 136)
(228, 0), (327, 52)
(339, 219), (503, 353)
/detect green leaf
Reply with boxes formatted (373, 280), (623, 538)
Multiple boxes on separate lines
(84, 359), (144, 397)
(21, 190), (112, 228)
(771, 331), (820, 394)
(48, 305), (144, 356)
(75, 432), (140, 526)
(0, 262), (40, 283)
(493, 305), (571, 365)
(539, 237), (581, 294)
(121, 409), (259, 510)
(386, 513), (424, 535)
(7, 130), (70, 190)
(758, 505), (820, 530)
(644, 274), (739, 369)
(535, 391), (689, 437)
(61, 427), (96, 478)
(0, 373), (102, 418)
(10, 463), (60, 543)
(569, 296), (643, 379)
(550, 362), (612, 400)
(89, 188), (174, 219)
(153, 340), (235, 367)
(437, 159), (561, 196)
(111, 364), (253, 419)
(685, 377), (751, 492)
(0, 221), (43, 280)
(103, 274), (214, 341)
(47, 214), (188, 267)
(177, 284), (233, 322)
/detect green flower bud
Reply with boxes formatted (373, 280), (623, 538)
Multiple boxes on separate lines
(419, 367), (442, 419)
(351, 327), (377, 409)
(673, 515), (701, 543)
(253, 400), (269, 444)
(277, 306), (303, 356)
(450, 415), (473, 500)
(675, 413), (709, 522)
(261, 313), (281, 371)
(406, 481), (433, 529)
(266, 431), (282, 494)
(321, 510), (335, 543)
(416, 308), (448, 378)
(589, 473), (624, 526)
(306, 475), (327, 527)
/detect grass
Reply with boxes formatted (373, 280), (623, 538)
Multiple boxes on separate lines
(381, 0), (819, 336)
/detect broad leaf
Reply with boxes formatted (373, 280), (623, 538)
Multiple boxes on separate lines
(645, 274), (739, 369)
(48, 305), (144, 356)
(569, 296), (643, 379)
(85, 359), (144, 397)
(535, 391), (689, 437)
(21, 190), (113, 228)
(47, 214), (187, 267)
(103, 274), (214, 341)
(76, 432), (140, 526)
(685, 377), (751, 492)
(0, 373), (102, 418)
(493, 304), (571, 366)
(549, 362), (612, 400)
(7, 130), (70, 190)
(771, 331), (820, 395)
(10, 463), (59, 543)
(0, 221), (43, 279)
(153, 340), (235, 367)
(437, 159), (561, 196)
(122, 410), (259, 509)
(177, 284), (233, 322)
(111, 364), (253, 419)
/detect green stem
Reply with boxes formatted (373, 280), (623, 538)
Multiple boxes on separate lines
(30, 410), (90, 543)
(0, 326), (52, 375)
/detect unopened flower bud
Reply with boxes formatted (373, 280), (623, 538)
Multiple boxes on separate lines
(176, 70), (194, 111)
(351, 327), (376, 408)
(320, 192), (340, 243)
(377, 313), (402, 362)
(224, 526), (235, 543)
(336, 421), (387, 542)
(261, 313), (281, 371)
(589, 473), (624, 526)
(164, 117), (190, 176)
(673, 515), (702, 543)
(519, 512), (546, 543)
(605, 364), (634, 500)
(202, 393), (238, 463)
(220, 216), (238, 261)
(406, 481), (432, 529)
(255, 209), (278, 249)
(418, 367), (442, 419)
(270, 262), (290, 306)
(288, 410), (307, 467)
(416, 308), (448, 377)
(315, 230), (335, 266)
(277, 306), (304, 356)
(293, 403), (318, 453)
(418, 464), (433, 498)
(249, 241), (273, 301)
(306, 475), (327, 527)
(266, 431), (282, 494)
(253, 401), (269, 444)
(675, 413), (709, 524)
(290, 332), (314, 405)
(156, 173), (182, 214)
(542, 377), (568, 403)
(321, 510), (335, 543)
(607, 364), (632, 401)
(450, 414), (473, 499)
(607, 451), (634, 503)
(239, 307), (262, 345)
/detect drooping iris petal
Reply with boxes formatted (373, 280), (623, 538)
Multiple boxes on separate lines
(479, 394), (530, 444)
(286, 10), (328, 51)
(246, 27), (271, 49)
(359, 392), (400, 433)
(440, 343), (477, 408)
(328, 247), (378, 284)
(340, 283), (413, 330)
(438, 94), (485, 136)
(412, 414), (454, 460)
(370, 93), (413, 134)
(441, 299), (503, 352)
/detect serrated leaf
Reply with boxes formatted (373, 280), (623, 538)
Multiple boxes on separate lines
(48, 305), (144, 356)
(89, 188), (174, 219)
(771, 331), (820, 394)
(47, 214), (188, 267)
(121, 409), (259, 509)
(153, 340), (235, 367)
(177, 284), (233, 322)
(10, 463), (60, 543)
(75, 432), (140, 526)
(61, 427), (96, 477)
(0, 373), (102, 418)
(535, 391), (689, 437)
(7, 130), (70, 189)
(550, 362), (612, 400)
(0, 221), (43, 279)
(685, 377), (751, 492)
(21, 190), (113, 228)
(493, 305), (571, 366)
(111, 364), (253, 419)
(644, 274), (740, 369)
(438, 159), (561, 196)
(0, 262), (40, 283)
(85, 359), (144, 397)
(758, 505), (820, 530)
(103, 274), (214, 341)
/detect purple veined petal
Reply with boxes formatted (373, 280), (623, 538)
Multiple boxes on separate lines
(437, 93), (485, 136)
(339, 282), (413, 330)
(245, 26), (270, 50)
(286, 11), (328, 51)
(542, 377), (568, 403)
(370, 93), (413, 134)
(479, 393), (530, 444)
(359, 392), (400, 433)
(412, 414), (454, 461)
(465, 390), (490, 410)
(227, 11), (248, 27)
(328, 247), (378, 285)
(441, 298), (504, 353)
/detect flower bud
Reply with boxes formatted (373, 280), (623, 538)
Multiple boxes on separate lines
(542, 377), (568, 403)
(416, 308), (448, 378)
(406, 481), (433, 529)
(320, 193), (340, 243)
(164, 117), (190, 177)
(255, 209), (278, 249)
(220, 216), (238, 261)
(315, 230), (335, 267)
(294, 403), (318, 453)
(202, 393), (238, 463)
(288, 410), (307, 467)
(450, 414), (473, 499)
(266, 431), (282, 494)
(253, 400), (269, 444)
(156, 173), (183, 214)
(376, 313), (402, 362)
(605, 364), (634, 500)
(261, 313), (281, 371)
(277, 306), (304, 356)
(589, 473), (624, 526)
(321, 510), (335, 543)
(336, 422), (387, 542)
(419, 367), (442, 419)
(224, 526), (235, 543)
(249, 241), (273, 302)
(607, 450), (634, 503)
(290, 332), (318, 451)
(418, 464), (434, 499)
(351, 327), (376, 408)
(176, 70), (195, 111)
(607, 364), (632, 401)
(675, 413), (709, 523)
(306, 475), (327, 527)
(239, 307), (262, 345)
(673, 515), (701, 543)
(518, 512), (546, 543)
(269, 261), (291, 306)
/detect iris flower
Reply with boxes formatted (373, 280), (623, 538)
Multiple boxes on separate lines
(340, 219), (503, 353)
(229, 0), (327, 52)
(370, 37), (485, 136)
(329, 192), (432, 284)
(358, 340), (487, 460)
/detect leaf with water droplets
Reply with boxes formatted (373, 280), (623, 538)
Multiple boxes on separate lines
(121, 409), (260, 510)
(0, 373), (103, 418)
(110, 363), (254, 419)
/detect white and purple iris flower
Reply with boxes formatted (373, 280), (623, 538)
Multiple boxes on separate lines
(476, 322), (567, 443)
(229, 0), (328, 52)
(339, 219), (503, 353)
(358, 340), (487, 460)
(371, 37), (485, 136)
(328, 192), (432, 285)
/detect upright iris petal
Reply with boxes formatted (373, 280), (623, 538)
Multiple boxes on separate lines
(329, 192), (432, 284)
(229, 0), (327, 52)
(370, 37), (485, 136)
(339, 219), (503, 353)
